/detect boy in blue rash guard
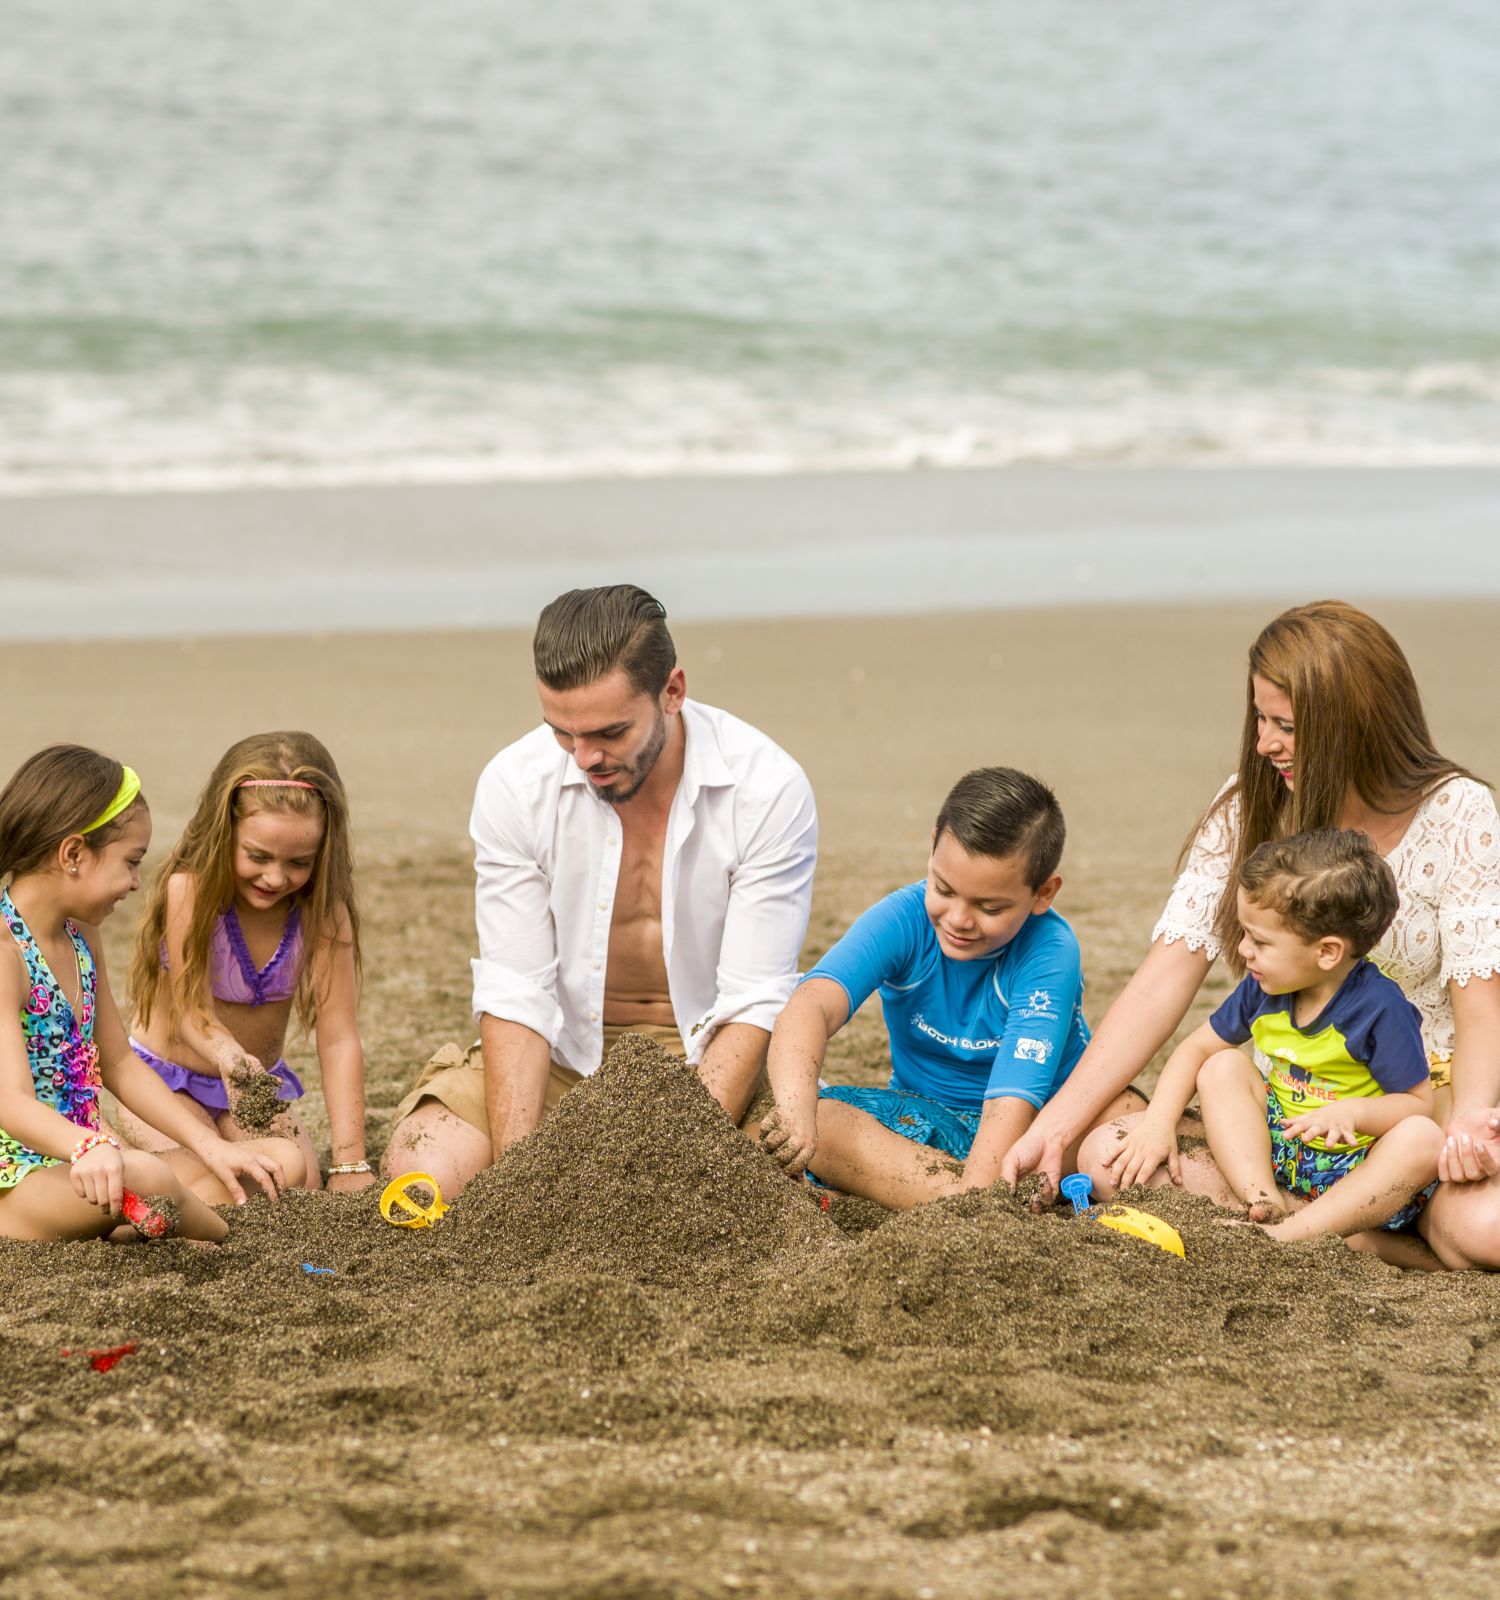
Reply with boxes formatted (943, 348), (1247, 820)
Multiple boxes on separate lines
(759, 768), (1146, 1209)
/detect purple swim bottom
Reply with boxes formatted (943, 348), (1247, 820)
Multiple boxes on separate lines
(129, 1037), (305, 1115)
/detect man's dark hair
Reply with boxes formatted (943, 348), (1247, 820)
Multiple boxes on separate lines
(933, 767), (1065, 889)
(533, 585), (677, 698)
(1236, 828), (1398, 958)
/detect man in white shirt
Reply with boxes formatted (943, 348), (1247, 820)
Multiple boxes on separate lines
(380, 584), (819, 1198)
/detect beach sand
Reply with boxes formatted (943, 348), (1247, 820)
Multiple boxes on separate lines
(4, 598), (1500, 1598)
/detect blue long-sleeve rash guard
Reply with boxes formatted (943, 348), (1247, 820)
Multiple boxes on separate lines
(803, 881), (1090, 1111)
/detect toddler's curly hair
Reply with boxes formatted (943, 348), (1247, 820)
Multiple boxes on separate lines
(1237, 827), (1398, 957)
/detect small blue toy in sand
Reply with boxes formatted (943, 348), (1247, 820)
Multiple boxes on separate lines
(1059, 1171), (1185, 1258)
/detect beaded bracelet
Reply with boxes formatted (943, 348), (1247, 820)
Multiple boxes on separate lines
(69, 1130), (121, 1165)
(327, 1160), (373, 1176)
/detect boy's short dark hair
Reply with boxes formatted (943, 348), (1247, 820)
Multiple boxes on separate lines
(1236, 828), (1398, 957)
(933, 768), (1065, 890)
(533, 585), (677, 699)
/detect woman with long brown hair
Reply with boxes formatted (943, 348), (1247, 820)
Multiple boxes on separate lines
(1000, 600), (1500, 1269)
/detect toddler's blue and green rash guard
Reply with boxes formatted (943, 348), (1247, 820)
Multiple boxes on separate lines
(802, 881), (1090, 1112)
(1208, 958), (1427, 1151)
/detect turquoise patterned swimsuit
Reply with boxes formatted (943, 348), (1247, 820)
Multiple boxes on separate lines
(0, 888), (101, 1190)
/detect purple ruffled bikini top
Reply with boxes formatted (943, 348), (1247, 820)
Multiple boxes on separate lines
(208, 904), (303, 1006)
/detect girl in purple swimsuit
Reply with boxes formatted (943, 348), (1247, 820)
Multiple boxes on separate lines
(119, 731), (371, 1193)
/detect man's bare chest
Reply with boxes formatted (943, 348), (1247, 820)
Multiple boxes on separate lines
(611, 821), (666, 925)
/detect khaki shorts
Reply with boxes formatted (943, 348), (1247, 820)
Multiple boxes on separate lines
(392, 1022), (686, 1139)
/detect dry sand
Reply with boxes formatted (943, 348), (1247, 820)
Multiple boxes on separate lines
(4, 599), (1500, 1597)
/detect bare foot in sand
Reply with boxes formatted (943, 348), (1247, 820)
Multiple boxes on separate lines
(1246, 1191), (1291, 1223)
(1214, 1188), (1308, 1237)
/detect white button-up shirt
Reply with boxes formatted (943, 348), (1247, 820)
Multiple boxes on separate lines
(470, 699), (818, 1072)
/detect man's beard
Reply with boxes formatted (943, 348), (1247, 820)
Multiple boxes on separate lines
(596, 707), (668, 805)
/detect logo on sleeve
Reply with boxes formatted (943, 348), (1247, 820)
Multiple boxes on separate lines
(1015, 1037), (1054, 1064)
(1018, 988), (1059, 1022)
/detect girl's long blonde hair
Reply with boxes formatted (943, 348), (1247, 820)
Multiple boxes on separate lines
(1193, 600), (1476, 974)
(131, 731), (360, 1034)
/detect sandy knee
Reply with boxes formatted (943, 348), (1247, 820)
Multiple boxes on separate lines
(259, 1136), (309, 1189)
(1422, 1181), (1500, 1271)
(121, 1149), (180, 1197)
(1077, 1116), (1137, 1197)
(380, 1103), (491, 1198)
(1388, 1115), (1444, 1161)
(1198, 1047), (1255, 1091)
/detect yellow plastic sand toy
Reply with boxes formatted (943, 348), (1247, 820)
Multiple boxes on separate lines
(1093, 1204), (1185, 1259)
(379, 1171), (449, 1229)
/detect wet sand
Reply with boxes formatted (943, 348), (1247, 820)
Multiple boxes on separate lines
(5, 467), (1500, 638)
(4, 599), (1500, 1597)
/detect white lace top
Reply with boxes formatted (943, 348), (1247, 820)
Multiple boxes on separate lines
(1153, 775), (1500, 1062)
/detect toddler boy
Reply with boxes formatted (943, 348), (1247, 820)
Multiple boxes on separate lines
(1105, 828), (1440, 1247)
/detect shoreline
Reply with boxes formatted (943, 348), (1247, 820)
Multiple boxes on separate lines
(4, 464), (1500, 641)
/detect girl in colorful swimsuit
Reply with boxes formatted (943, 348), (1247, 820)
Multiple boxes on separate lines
(118, 731), (371, 1192)
(0, 746), (296, 1242)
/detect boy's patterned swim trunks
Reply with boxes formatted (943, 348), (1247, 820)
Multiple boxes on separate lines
(1265, 1093), (1433, 1232)
(818, 1084), (981, 1160)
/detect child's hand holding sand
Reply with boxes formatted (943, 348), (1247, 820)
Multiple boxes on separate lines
(759, 1099), (817, 1178)
(223, 1052), (286, 1135)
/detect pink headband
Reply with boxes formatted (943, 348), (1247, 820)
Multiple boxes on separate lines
(239, 779), (319, 790)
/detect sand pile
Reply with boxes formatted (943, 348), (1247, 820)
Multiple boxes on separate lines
(449, 1033), (841, 1287)
(734, 1180), (1499, 1438)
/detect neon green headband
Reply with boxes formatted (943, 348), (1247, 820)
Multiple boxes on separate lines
(81, 766), (142, 835)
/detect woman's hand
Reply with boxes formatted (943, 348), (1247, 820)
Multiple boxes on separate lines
(759, 1101), (818, 1179)
(71, 1142), (126, 1214)
(999, 1121), (1067, 1208)
(1099, 1113), (1179, 1190)
(199, 1138), (287, 1206)
(1438, 1108), (1500, 1183)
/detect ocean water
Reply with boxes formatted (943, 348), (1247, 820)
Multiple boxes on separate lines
(3, 0), (1499, 495)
